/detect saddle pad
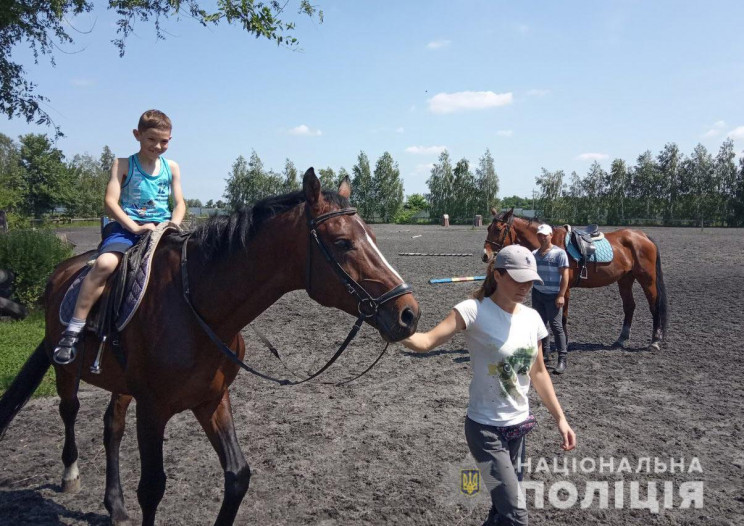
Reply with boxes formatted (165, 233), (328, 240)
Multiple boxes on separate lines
(566, 237), (614, 263)
(60, 222), (181, 330)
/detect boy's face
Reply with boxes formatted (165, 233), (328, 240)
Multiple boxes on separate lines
(133, 127), (172, 160)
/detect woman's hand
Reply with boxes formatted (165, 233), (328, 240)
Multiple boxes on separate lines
(558, 418), (576, 451)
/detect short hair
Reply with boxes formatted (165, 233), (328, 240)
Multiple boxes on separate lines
(138, 109), (172, 132)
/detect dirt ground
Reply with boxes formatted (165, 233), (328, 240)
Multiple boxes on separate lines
(1, 223), (743, 525)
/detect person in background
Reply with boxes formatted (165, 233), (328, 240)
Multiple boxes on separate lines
(531, 224), (570, 374)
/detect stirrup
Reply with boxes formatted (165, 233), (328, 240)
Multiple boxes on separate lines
(53, 331), (80, 365)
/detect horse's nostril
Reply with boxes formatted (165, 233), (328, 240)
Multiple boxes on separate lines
(400, 307), (416, 327)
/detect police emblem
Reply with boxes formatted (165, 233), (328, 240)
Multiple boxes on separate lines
(460, 469), (480, 496)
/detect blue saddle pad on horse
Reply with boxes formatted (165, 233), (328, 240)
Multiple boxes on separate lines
(60, 222), (180, 331)
(566, 237), (613, 263)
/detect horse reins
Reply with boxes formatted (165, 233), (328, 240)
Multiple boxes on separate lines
(180, 204), (413, 386)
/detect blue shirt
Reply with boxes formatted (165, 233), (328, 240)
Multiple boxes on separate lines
(532, 246), (569, 294)
(120, 154), (172, 223)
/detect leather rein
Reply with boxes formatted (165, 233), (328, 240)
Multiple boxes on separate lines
(180, 204), (413, 386)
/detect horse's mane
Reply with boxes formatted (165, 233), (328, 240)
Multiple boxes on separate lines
(494, 210), (547, 227)
(192, 189), (350, 261)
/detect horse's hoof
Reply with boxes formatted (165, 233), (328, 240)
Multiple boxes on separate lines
(612, 340), (627, 349)
(648, 342), (661, 351)
(61, 476), (81, 493)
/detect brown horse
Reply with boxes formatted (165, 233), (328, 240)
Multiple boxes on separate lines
(482, 208), (668, 351)
(0, 169), (420, 525)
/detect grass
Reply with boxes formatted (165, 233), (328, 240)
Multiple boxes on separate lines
(0, 310), (56, 397)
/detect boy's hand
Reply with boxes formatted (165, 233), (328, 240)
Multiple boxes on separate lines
(136, 223), (157, 234)
(558, 418), (576, 451)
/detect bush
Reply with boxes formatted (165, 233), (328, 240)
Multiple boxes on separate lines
(0, 229), (74, 306)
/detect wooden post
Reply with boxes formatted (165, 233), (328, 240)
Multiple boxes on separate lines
(474, 214), (482, 227)
(442, 214), (449, 227)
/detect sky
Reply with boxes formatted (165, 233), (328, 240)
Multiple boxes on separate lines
(4, 0), (744, 203)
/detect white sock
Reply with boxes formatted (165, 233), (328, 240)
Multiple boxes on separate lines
(67, 317), (86, 334)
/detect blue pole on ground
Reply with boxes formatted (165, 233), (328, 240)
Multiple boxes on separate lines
(428, 276), (486, 284)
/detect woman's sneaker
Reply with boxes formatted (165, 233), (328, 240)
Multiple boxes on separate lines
(53, 331), (80, 365)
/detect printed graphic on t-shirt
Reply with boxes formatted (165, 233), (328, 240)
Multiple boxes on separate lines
(487, 346), (537, 404)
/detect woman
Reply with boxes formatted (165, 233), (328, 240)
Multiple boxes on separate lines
(401, 244), (576, 525)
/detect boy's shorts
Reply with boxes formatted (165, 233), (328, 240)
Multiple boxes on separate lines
(98, 221), (154, 255)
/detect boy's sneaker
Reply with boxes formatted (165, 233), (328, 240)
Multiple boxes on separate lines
(53, 331), (80, 365)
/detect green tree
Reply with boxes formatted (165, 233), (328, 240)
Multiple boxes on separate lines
(535, 168), (564, 221)
(657, 143), (682, 223)
(372, 152), (404, 223)
(282, 158), (299, 192)
(680, 144), (714, 226)
(630, 151), (662, 220)
(1, 1), (322, 136)
(185, 198), (203, 207)
(318, 167), (336, 189)
(18, 134), (70, 218)
(606, 158), (629, 224)
(0, 134), (24, 218)
(452, 158), (478, 222)
(66, 152), (108, 218)
(351, 151), (375, 219)
(476, 149), (499, 216)
(583, 161), (606, 223)
(427, 150), (454, 220)
(714, 139), (738, 225)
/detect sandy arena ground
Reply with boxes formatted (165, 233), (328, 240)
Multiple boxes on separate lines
(1, 223), (743, 525)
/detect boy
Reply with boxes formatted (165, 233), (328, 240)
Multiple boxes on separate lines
(53, 109), (186, 365)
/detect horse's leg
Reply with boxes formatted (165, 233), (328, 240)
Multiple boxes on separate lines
(613, 274), (636, 348)
(135, 401), (169, 526)
(192, 390), (251, 526)
(635, 267), (663, 351)
(56, 369), (81, 493)
(103, 393), (133, 525)
(562, 289), (571, 350)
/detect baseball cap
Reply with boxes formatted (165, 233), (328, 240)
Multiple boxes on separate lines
(495, 245), (544, 284)
(536, 224), (553, 236)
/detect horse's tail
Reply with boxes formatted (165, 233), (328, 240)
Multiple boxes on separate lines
(651, 239), (669, 338)
(0, 342), (50, 440)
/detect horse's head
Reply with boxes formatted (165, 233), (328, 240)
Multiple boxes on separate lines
(302, 168), (419, 342)
(482, 207), (516, 262)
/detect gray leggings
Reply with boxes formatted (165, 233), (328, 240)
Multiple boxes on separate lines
(531, 289), (567, 355)
(465, 417), (528, 526)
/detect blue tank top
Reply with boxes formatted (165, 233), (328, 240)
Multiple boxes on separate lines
(120, 154), (172, 223)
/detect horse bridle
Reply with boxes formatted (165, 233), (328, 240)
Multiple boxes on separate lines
(485, 215), (515, 253)
(181, 204), (413, 386)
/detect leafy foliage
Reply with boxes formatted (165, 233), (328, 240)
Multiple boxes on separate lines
(0, 228), (73, 306)
(0, 310), (55, 397)
(1, 0), (322, 136)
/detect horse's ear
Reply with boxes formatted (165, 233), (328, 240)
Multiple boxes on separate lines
(490, 207), (498, 217)
(303, 167), (321, 206)
(504, 208), (514, 218)
(338, 176), (351, 199)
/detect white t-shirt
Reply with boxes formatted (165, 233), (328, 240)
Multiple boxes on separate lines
(454, 297), (548, 427)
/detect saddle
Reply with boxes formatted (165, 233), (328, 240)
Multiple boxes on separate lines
(60, 222), (182, 372)
(565, 224), (606, 280)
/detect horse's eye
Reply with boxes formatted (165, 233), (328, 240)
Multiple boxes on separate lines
(334, 239), (353, 251)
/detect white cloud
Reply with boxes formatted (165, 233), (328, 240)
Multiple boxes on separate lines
(727, 126), (744, 140)
(576, 153), (609, 161)
(427, 39), (451, 49)
(396, 127), (405, 134)
(406, 145), (447, 155)
(497, 130), (513, 137)
(702, 120), (726, 138)
(428, 91), (513, 114)
(414, 163), (435, 175)
(71, 78), (94, 87)
(288, 124), (322, 137)
(526, 89), (550, 97)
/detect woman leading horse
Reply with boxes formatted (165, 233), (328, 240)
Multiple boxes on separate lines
(482, 208), (667, 352)
(0, 169), (420, 525)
